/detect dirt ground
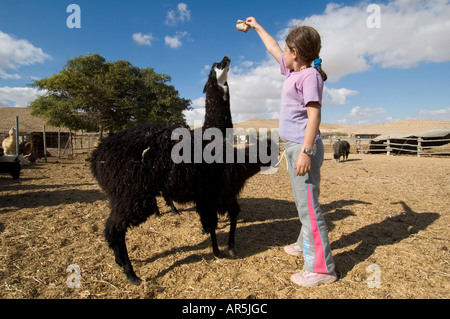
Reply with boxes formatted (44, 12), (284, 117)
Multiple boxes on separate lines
(0, 148), (448, 299)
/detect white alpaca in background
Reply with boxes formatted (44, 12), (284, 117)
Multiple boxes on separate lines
(2, 127), (17, 155)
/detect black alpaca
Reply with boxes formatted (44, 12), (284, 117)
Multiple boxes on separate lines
(156, 56), (232, 217)
(90, 124), (273, 285)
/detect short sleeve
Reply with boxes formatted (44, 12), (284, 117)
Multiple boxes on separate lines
(280, 53), (290, 76)
(300, 71), (323, 106)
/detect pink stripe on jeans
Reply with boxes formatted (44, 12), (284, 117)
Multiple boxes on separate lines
(307, 184), (327, 273)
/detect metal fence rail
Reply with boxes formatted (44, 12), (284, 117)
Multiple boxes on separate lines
(359, 137), (450, 157)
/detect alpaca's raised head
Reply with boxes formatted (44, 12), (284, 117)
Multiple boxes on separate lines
(203, 56), (233, 138)
(203, 56), (231, 94)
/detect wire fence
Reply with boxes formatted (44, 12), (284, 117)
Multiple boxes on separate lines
(321, 136), (450, 157)
(2, 121), (449, 162)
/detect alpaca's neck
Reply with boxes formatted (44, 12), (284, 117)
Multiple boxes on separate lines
(234, 143), (273, 180)
(204, 87), (232, 135)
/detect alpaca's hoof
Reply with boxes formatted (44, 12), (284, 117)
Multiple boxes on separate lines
(127, 275), (142, 285)
(213, 250), (226, 259)
(228, 249), (238, 258)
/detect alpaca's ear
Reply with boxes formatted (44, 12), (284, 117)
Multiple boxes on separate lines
(203, 68), (217, 93)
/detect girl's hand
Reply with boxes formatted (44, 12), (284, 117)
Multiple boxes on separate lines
(295, 152), (311, 176)
(245, 17), (258, 29)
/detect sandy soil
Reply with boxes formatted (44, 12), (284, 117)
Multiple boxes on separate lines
(1, 148), (448, 299)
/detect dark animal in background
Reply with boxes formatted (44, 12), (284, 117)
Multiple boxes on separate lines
(19, 132), (45, 163)
(0, 155), (21, 180)
(89, 124), (273, 285)
(333, 140), (350, 162)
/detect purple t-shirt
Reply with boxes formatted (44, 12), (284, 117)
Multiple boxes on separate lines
(279, 53), (323, 144)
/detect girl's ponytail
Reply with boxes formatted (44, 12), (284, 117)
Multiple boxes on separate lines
(314, 58), (328, 82)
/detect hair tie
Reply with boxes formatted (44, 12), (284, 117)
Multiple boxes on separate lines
(314, 58), (322, 68)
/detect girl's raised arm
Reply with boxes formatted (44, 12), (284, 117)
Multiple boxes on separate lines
(246, 17), (283, 63)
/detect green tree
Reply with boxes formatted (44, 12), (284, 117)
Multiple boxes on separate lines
(29, 53), (191, 135)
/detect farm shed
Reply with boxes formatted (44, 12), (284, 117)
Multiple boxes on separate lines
(368, 128), (450, 156)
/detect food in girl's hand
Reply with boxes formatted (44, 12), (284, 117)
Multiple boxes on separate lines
(236, 19), (251, 33)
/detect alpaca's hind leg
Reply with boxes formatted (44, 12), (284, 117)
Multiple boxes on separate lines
(227, 201), (240, 257)
(104, 197), (156, 285)
(209, 228), (222, 258)
(104, 216), (142, 285)
(164, 196), (180, 215)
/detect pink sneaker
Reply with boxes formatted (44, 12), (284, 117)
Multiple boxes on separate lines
(290, 269), (337, 287)
(284, 243), (302, 257)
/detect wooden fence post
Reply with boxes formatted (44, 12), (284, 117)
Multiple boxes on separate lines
(58, 128), (61, 159)
(15, 116), (19, 157)
(417, 138), (422, 157)
(43, 125), (47, 162)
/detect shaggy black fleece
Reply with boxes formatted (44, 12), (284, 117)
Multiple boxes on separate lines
(90, 124), (270, 284)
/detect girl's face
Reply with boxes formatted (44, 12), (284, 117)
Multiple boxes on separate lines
(284, 43), (297, 70)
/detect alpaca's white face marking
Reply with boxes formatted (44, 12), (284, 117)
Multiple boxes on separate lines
(214, 66), (229, 100)
(214, 66), (229, 87)
(214, 58), (230, 100)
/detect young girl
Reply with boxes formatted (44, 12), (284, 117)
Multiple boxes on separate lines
(245, 17), (337, 287)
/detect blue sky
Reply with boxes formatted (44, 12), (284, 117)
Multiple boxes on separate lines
(0, 0), (449, 126)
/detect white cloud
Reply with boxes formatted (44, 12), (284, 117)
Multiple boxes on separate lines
(0, 30), (51, 79)
(323, 87), (358, 106)
(285, 0), (450, 81)
(165, 3), (191, 26)
(227, 58), (284, 122)
(191, 97), (205, 107)
(418, 108), (450, 121)
(240, 60), (254, 68)
(165, 31), (187, 49)
(132, 32), (154, 46)
(183, 107), (205, 126)
(0, 86), (46, 107)
(200, 65), (210, 76)
(348, 106), (386, 118)
(340, 106), (388, 125)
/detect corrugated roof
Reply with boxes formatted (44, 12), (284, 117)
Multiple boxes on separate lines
(373, 128), (450, 141)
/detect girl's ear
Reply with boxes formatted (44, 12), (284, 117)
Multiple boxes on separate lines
(291, 47), (299, 59)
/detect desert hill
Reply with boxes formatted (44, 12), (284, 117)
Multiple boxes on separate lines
(1, 107), (448, 136)
(0, 107), (65, 133)
(234, 118), (449, 136)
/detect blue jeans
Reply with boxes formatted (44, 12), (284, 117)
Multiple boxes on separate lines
(284, 140), (335, 274)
